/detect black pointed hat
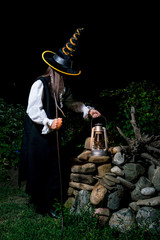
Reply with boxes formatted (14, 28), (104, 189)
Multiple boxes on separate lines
(42, 28), (84, 76)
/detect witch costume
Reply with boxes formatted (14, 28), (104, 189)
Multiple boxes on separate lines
(18, 28), (99, 217)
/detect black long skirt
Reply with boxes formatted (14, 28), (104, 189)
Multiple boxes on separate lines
(18, 115), (60, 212)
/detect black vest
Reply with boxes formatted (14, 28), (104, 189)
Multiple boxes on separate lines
(18, 76), (58, 186)
(38, 76), (56, 120)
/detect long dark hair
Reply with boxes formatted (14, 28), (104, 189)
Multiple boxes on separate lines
(41, 66), (64, 101)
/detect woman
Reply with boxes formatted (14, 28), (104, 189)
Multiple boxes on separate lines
(18, 28), (101, 217)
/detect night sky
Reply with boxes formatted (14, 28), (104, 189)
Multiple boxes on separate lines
(1, 13), (159, 106)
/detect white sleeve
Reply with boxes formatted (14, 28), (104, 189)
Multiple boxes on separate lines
(26, 80), (55, 134)
(81, 104), (95, 119)
(63, 88), (94, 119)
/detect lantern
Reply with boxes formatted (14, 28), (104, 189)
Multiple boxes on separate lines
(90, 117), (108, 156)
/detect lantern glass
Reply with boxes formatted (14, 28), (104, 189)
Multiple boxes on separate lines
(93, 129), (105, 149)
(90, 123), (108, 156)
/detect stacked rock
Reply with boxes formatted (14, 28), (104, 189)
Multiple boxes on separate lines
(66, 138), (111, 206)
(67, 141), (160, 232)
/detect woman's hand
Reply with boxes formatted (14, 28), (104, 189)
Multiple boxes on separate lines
(48, 118), (62, 130)
(89, 109), (101, 118)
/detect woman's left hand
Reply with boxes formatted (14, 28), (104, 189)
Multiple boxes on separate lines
(89, 109), (101, 118)
(48, 118), (62, 130)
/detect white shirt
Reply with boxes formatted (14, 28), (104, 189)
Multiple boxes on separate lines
(26, 80), (92, 134)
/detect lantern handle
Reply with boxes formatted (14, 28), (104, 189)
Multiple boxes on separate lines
(91, 115), (107, 130)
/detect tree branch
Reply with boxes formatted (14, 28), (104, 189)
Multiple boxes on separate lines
(141, 153), (160, 166)
(116, 127), (131, 144)
(130, 106), (141, 140)
(145, 145), (160, 155)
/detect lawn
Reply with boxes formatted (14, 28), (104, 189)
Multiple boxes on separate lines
(0, 177), (160, 240)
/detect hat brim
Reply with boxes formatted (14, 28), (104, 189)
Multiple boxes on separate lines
(42, 51), (81, 76)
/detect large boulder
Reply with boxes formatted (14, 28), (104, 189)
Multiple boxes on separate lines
(70, 173), (95, 185)
(136, 207), (160, 233)
(111, 166), (124, 176)
(93, 208), (110, 226)
(152, 167), (160, 191)
(131, 176), (153, 201)
(90, 182), (107, 205)
(88, 155), (110, 164)
(107, 185), (124, 210)
(109, 208), (136, 232)
(136, 196), (160, 207)
(112, 152), (125, 165)
(97, 163), (112, 177)
(123, 163), (145, 182)
(70, 190), (92, 214)
(69, 182), (94, 191)
(77, 150), (91, 161)
(71, 163), (96, 174)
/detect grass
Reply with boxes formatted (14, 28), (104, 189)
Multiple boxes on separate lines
(0, 183), (160, 240)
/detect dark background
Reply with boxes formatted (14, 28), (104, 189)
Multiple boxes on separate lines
(1, 10), (159, 107)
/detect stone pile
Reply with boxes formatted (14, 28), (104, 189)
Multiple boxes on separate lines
(67, 145), (112, 204)
(66, 139), (160, 232)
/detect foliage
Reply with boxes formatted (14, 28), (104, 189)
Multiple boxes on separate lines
(1, 87), (160, 238)
(0, 97), (91, 181)
(1, 80), (159, 180)
(61, 110), (91, 154)
(100, 80), (160, 145)
(0, 99), (25, 181)
(0, 185), (160, 240)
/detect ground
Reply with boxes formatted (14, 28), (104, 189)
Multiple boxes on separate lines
(0, 168), (160, 240)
